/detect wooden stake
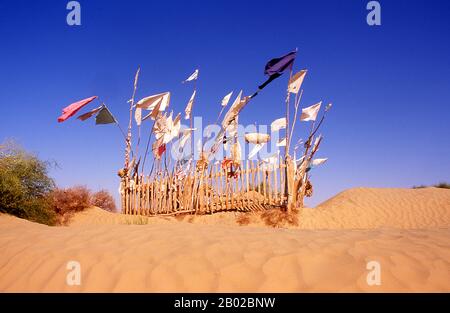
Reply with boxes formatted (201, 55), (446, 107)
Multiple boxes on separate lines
(287, 89), (304, 153)
(256, 162), (261, 205)
(246, 160), (250, 207)
(285, 68), (293, 158)
(273, 162), (278, 205)
(125, 67), (140, 171)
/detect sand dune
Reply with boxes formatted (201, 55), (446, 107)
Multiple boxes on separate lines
(300, 187), (450, 229)
(70, 187), (450, 230)
(0, 187), (449, 292)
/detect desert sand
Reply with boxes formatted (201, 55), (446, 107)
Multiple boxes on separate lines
(0, 187), (449, 292)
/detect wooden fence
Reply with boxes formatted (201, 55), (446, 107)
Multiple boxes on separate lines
(121, 157), (288, 216)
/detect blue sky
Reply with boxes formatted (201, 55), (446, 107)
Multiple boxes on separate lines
(0, 0), (449, 207)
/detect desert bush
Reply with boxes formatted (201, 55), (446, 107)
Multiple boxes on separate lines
(49, 186), (91, 225)
(236, 213), (251, 226)
(434, 182), (450, 189)
(413, 182), (450, 189)
(91, 189), (117, 212)
(260, 208), (299, 228)
(0, 141), (57, 225)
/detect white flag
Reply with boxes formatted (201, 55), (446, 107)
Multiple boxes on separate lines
(162, 113), (181, 144)
(311, 158), (328, 166)
(300, 101), (322, 122)
(222, 90), (242, 127)
(153, 113), (168, 141)
(136, 92), (170, 111)
(183, 69), (199, 83)
(163, 112), (174, 144)
(277, 137), (286, 147)
(244, 133), (270, 144)
(170, 113), (181, 139)
(153, 112), (179, 145)
(134, 107), (142, 126)
(271, 117), (287, 132)
(248, 143), (265, 159)
(221, 91), (233, 107)
(288, 70), (307, 94)
(184, 90), (196, 120)
(295, 155), (306, 174)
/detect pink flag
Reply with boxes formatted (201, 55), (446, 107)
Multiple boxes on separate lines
(58, 96), (98, 123)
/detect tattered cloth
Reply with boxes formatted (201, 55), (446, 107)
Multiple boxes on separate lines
(58, 96), (98, 123)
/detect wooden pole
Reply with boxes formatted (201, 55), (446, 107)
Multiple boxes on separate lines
(146, 175), (150, 215)
(285, 68), (293, 158)
(263, 168), (267, 205)
(218, 164), (224, 211)
(150, 180), (155, 215)
(279, 156), (285, 204)
(226, 170), (231, 211)
(239, 164), (245, 210)
(190, 78), (197, 161)
(273, 162), (278, 205)
(295, 109), (328, 208)
(256, 162), (261, 205)
(235, 171), (240, 210)
(287, 89), (304, 153)
(284, 67), (294, 210)
(141, 117), (157, 174)
(246, 160), (250, 208)
(125, 67), (140, 171)
(214, 105), (227, 126)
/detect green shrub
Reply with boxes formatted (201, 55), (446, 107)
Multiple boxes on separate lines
(0, 141), (56, 225)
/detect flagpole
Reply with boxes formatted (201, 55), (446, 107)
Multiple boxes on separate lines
(285, 68), (293, 158)
(287, 89), (303, 152)
(125, 67), (140, 172)
(141, 119), (157, 173)
(136, 114), (141, 160)
(190, 76), (197, 162)
(115, 119), (128, 141)
(101, 102), (128, 142)
(283, 67), (293, 208)
(214, 105), (226, 126)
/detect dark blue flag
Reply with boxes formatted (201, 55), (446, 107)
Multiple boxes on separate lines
(264, 50), (297, 76)
(251, 50), (297, 98)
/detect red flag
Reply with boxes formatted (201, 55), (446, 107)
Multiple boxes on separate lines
(76, 105), (103, 121)
(58, 96), (98, 123)
(158, 144), (166, 157)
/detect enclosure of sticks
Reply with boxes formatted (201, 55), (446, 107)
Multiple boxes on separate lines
(105, 51), (331, 217)
(121, 157), (289, 216)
